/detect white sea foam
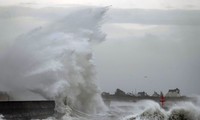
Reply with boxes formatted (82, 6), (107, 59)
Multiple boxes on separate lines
(121, 99), (200, 120)
(0, 115), (4, 120)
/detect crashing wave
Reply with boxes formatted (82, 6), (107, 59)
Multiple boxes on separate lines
(0, 7), (108, 119)
(168, 102), (200, 120)
(123, 101), (200, 120)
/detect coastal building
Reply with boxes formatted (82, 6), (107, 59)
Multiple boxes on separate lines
(152, 91), (160, 97)
(115, 89), (126, 96)
(165, 88), (180, 97)
(127, 92), (135, 96)
(101, 92), (110, 96)
(137, 91), (148, 97)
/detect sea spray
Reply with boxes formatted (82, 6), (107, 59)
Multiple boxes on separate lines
(0, 115), (3, 120)
(168, 102), (200, 120)
(122, 100), (200, 120)
(0, 7), (108, 116)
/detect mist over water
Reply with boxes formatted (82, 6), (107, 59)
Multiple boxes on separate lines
(0, 7), (107, 116)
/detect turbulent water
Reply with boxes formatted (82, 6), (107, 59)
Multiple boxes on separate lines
(51, 98), (199, 120)
(0, 6), (200, 120)
(46, 98), (200, 120)
(1, 99), (200, 120)
(121, 100), (200, 120)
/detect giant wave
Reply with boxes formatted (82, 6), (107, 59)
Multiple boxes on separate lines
(0, 7), (108, 119)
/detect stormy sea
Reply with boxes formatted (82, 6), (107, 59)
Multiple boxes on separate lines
(0, 7), (200, 120)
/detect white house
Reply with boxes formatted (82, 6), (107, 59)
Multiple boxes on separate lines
(165, 88), (180, 97)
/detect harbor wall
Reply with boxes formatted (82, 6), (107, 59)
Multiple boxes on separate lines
(0, 101), (55, 119)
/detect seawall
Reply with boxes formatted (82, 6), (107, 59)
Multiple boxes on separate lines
(0, 101), (55, 120)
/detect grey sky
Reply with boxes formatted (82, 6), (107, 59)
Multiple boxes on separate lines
(0, 1), (200, 96)
(94, 9), (200, 95)
(1, 0), (200, 10)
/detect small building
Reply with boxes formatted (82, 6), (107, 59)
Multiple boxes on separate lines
(101, 92), (110, 96)
(127, 92), (135, 96)
(152, 91), (160, 97)
(137, 91), (148, 97)
(165, 88), (180, 97)
(115, 89), (126, 96)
